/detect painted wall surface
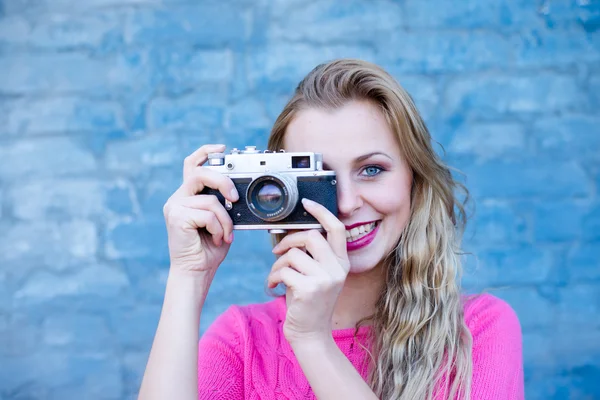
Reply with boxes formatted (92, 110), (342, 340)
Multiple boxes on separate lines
(0, 1), (598, 399)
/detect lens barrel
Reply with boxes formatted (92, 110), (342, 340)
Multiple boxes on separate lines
(246, 173), (298, 221)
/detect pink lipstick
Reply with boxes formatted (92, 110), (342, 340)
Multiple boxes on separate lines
(346, 222), (380, 252)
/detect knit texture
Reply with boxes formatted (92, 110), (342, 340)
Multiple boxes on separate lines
(198, 293), (523, 399)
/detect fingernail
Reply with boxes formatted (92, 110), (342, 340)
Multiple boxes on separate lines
(229, 232), (234, 242)
(301, 198), (314, 207)
(230, 189), (239, 201)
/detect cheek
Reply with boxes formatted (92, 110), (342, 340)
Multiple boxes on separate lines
(370, 186), (411, 220)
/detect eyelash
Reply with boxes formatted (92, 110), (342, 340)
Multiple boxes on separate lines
(360, 165), (385, 177)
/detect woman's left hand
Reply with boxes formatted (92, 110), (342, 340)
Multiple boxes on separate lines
(267, 198), (350, 344)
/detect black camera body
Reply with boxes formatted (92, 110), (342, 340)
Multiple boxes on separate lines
(200, 146), (338, 233)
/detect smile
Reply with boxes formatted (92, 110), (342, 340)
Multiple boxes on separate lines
(345, 221), (378, 242)
(344, 220), (381, 252)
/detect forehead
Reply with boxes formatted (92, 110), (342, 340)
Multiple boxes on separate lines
(283, 100), (400, 161)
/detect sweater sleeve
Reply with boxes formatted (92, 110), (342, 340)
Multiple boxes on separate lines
(466, 294), (525, 400)
(198, 306), (245, 400)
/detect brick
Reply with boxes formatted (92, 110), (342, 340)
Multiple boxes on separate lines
(526, 368), (600, 400)
(0, 53), (108, 94)
(106, 179), (139, 216)
(462, 160), (591, 199)
(224, 126), (270, 152)
(0, 313), (39, 357)
(402, 0), (542, 29)
(582, 203), (600, 241)
(10, 179), (104, 220)
(178, 130), (225, 162)
(42, 313), (111, 350)
(0, 12), (123, 50)
(532, 116), (600, 162)
(14, 263), (129, 302)
(122, 351), (149, 399)
(247, 44), (376, 95)
(49, 355), (123, 400)
(462, 246), (554, 289)
(444, 74), (585, 117)
(464, 200), (529, 247)
(0, 186), (3, 220)
(105, 134), (179, 173)
(160, 48), (234, 94)
(522, 331), (554, 369)
(524, 325), (600, 374)
(2, 0), (154, 15)
(540, 0), (600, 32)
(591, 74), (600, 110)
(0, 137), (97, 181)
(0, 97), (124, 136)
(226, 97), (271, 133)
(137, 167), (181, 215)
(104, 217), (168, 262)
(148, 93), (225, 132)
(270, 0), (402, 43)
(393, 76), (438, 123)
(9, 178), (136, 220)
(0, 220), (97, 278)
(533, 200), (590, 242)
(124, 3), (247, 47)
(109, 306), (160, 350)
(514, 29), (600, 67)
(448, 122), (527, 161)
(0, 49), (160, 95)
(557, 284), (600, 329)
(379, 31), (512, 73)
(491, 287), (555, 330)
(568, 243), (600, 282)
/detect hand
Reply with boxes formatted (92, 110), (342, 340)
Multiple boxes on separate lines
(163, 144), (239, 280)
(267, 198), (350, 344)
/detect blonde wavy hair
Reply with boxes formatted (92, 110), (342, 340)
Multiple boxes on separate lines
(267, 59), (473, 399)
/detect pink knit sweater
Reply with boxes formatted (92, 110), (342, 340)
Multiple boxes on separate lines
(198, 293), (524, 399)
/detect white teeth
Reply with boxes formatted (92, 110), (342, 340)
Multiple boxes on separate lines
(345, 221), (378, 242)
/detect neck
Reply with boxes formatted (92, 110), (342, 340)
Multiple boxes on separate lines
(331, 263), (386, 330)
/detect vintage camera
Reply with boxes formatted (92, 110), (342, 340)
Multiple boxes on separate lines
(200, 146), (337, 233)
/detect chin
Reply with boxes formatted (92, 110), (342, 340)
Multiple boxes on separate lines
(347, 252), (384, 274)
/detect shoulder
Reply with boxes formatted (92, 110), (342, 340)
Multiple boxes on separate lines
(463, 293), (523, 358)
(462, 294), (525, 397)
(463, 293), (521, 338)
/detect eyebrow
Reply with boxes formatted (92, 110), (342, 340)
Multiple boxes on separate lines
(322, 151), (393, 169)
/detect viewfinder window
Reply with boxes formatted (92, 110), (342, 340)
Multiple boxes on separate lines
(292, 156), (311, 169)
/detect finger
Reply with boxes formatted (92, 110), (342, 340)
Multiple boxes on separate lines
(183, 144), (226, 181)
(272, 230), (331, 263)
(174, 167), (239, 202)
(268, 266), (309, 289)
(271, 248), (322, 277)
(301, 198), (348, 260)
(194, 210), (225, 247)
(166, 206), (225, 246)
(180, 195), (234, 244)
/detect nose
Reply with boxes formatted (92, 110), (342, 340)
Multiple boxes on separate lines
(336, 177), (363, 218)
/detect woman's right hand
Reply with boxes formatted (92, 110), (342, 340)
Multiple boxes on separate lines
(163, 144), (239, 279)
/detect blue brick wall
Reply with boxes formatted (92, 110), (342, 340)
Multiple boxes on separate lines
(0, 1), (598, 399)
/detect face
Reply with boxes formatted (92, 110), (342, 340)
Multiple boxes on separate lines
(284, 100), (413, 274)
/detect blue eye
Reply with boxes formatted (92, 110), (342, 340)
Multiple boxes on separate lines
(361, 165), (383, 177)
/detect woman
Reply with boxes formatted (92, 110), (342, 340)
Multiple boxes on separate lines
(138, 59), (524, 399)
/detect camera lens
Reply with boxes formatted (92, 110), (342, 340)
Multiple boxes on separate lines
(247, 173), (298, 221)
(255, 182), (284, 212)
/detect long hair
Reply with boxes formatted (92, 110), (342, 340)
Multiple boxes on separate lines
(267, 59), (473, 399)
